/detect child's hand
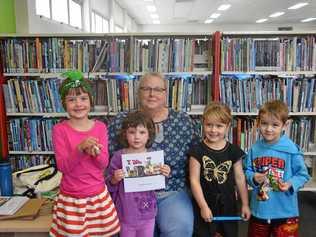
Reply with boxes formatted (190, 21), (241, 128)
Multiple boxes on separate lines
(278, 180), (291, 192)
(160, 164), (171, 177)
(241, 204), (251, 221)
(111, 169), (125, 185)
(90, 144), (103, 157)
(200, 206), (213, 222)
(254, 172), (267, 184)
(78, 137), (103, 157)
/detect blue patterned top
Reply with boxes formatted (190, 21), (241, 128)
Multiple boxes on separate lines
(108, 109), (200, 192)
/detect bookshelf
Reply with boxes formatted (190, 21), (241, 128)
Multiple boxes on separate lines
(219, 31), (316, 189)
(0, 31), (315, 190)
(0, 33), (213, 172)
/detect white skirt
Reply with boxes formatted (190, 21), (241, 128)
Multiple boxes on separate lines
(50, 187), (120, 237)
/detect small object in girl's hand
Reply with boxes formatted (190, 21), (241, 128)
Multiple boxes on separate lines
(93, 145), (100, 155)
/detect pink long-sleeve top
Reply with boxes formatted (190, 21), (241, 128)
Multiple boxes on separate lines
(52, 120), (109, 198)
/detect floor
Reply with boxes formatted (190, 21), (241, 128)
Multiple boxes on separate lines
(0, 192), (314, 237)
(238, 191), (316, 236)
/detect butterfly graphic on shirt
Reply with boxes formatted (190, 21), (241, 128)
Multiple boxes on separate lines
(202, 156), (232, 184)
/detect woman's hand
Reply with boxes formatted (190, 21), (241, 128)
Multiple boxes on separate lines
(111, 169), (125, 185)
(200, 206), (213, 222)
(160, 164), (171, 177)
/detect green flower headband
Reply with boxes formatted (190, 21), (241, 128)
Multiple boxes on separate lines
(59, 70), (92, 99)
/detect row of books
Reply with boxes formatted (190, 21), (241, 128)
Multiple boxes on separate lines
(167, 74), (211, 111)
(3, 78), (63, 113)
(8, 118), (59, 152)
(3, 74), (211, 113)
(133, 38), (211, 72)
(221, 36), (316, 71)
(227, 117), (315, 152)
(0, 37), (213, 74)
(8, 155), (54, 172)
(220, 74), (316, 112)
(7, 116), (314, 153)
(0, 38), (129, 73)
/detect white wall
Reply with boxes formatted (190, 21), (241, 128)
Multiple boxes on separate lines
(140, 23), (316, 33)
(15, 0), (29, 33)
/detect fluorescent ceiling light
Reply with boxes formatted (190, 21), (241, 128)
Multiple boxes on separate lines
(217, 4), (231, 11)
(209, 13), (221, 18)
(256, 18), (268, 23)
(301, 17), (316, 22)
(204, 19), (214, 24)
(144, 0), (153, 2)
(147, 5), (156, 12)
(153, 20), (160, 24)
(150, 13), (159, 19)
(269, 12), (285, 18)
(288, 3), (308, 10)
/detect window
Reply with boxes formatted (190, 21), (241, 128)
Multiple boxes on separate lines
(35, 0), (82, 29)
(52, 0), (68, 24)
(91, 11), (109, 33)
(35, 0), (50, 18)
(69, 0), (82, 28)
(95, 13), (103, 33)
(102, 19), (109, 33)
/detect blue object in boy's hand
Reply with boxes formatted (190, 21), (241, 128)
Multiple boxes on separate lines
(212, 216), (243, 221)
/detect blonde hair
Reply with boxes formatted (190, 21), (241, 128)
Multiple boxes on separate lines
(203, 102), (232, 125)
(258, 100), (289, 124)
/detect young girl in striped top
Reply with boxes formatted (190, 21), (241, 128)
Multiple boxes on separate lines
(49, 71), (120, 237)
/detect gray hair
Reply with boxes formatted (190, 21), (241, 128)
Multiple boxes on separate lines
(138, 72), (167, 91)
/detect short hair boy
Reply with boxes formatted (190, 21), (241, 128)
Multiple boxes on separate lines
(244, 100), (310, 237)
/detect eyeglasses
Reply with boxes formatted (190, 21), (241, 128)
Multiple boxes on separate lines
(140, 86), (166, 94)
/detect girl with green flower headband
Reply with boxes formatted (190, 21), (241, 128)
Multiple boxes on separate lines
(50, 70), (121, 236)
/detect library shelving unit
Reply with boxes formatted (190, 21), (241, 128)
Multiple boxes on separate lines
(218, 31), (316, 190)
(0, 31), (315, 190)
(0, 33), (214, 171)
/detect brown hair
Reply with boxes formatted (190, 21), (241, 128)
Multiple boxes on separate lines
(258, 100), (289, 124)
(118, 111), (156, 148)
(59, 78), (94, 110)
(203, 102), (232, 125)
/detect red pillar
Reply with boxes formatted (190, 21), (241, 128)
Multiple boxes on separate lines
(212, 31), (221, 101)
(0, 61), (8, 160)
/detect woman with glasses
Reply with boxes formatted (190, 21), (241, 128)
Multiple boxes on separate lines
(108, 72), (200, 237)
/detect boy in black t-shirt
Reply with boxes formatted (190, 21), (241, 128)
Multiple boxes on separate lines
(189, 102), (251, 237)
